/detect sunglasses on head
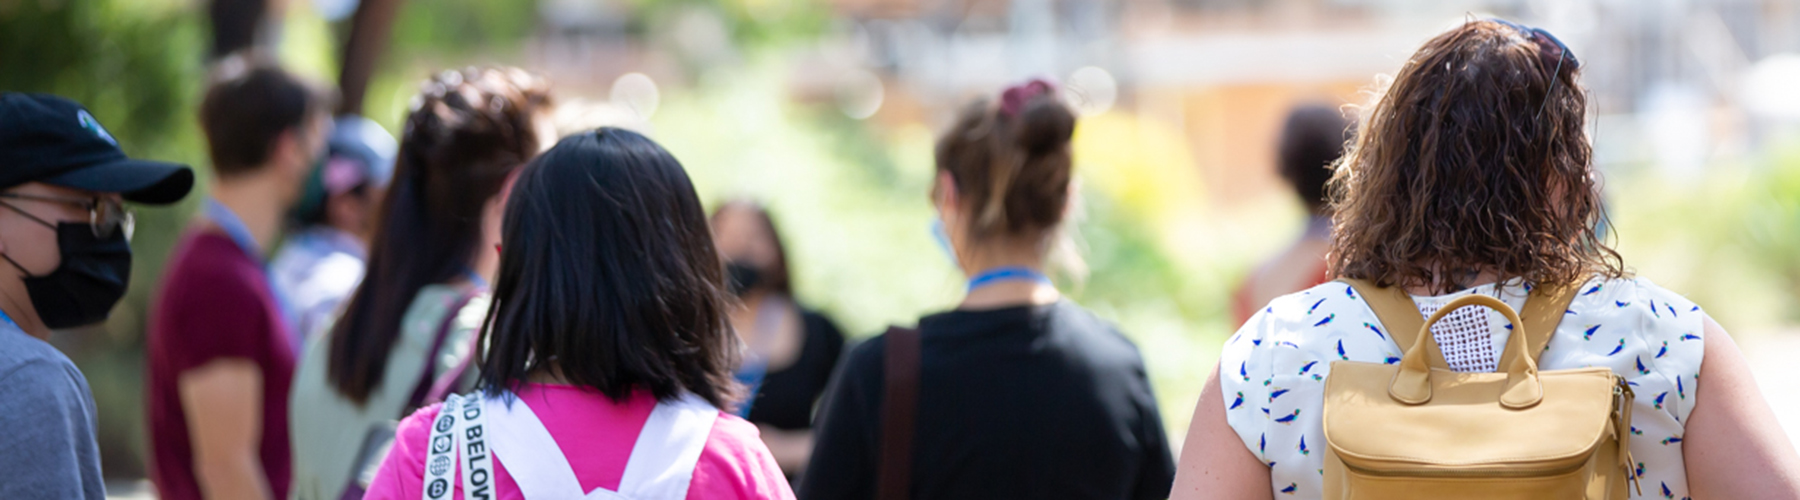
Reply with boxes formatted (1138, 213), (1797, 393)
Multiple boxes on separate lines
(1490, 18), (1580, 120)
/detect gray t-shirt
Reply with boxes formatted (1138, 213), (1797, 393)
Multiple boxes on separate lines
(0, 316), (105, 500)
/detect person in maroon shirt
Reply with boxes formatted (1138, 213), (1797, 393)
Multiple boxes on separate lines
(147, 53), (331, 500)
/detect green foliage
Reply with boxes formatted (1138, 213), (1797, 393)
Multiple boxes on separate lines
(391, 0), (542, 56)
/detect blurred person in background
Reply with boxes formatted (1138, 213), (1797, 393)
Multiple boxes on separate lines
(1231, 104), (1352, 327)
(146, 53), (331, 500)
(801, 80), (1177, 500)
(711, 199), (848, 481)
(364, 128), (793, 500)
(270, 115), (397, 344)
(0, 93), (194, 499)
(1172, 19), (1800, 500)
(287, 67), (553, 500)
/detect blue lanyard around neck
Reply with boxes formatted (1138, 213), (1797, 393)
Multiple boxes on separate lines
(462, 266), (490, 291)
(204, 198), (263, 262)
(966, 266), (1053, 294)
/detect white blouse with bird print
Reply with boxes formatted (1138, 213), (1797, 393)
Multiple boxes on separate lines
(1219, 277), (1704, 500)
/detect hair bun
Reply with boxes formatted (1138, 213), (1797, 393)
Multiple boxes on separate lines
(1012, 95), (1076, 155)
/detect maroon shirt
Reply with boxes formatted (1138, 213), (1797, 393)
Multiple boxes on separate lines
(146, 230), (295, 499)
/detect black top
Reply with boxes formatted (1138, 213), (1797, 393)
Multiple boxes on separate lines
(746, 310), (847, 430)
(799, 301), (1176, 500)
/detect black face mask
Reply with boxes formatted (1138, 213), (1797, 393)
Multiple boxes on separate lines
(726, 261), (763, 297)
(3, 223), (132, 329)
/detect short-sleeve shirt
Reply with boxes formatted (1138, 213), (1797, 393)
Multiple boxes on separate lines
(744, 309), (845, 431)
(1219, 277), (1704, 499)
(800, 300), (1177, 500)
(362, 384), (796, 500)
(147, 230), (297, 500)
(269, 226), (367, 343)
(0, 316), (105, 499)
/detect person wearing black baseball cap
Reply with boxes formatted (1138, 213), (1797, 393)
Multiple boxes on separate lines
(0, 92), (194, 499)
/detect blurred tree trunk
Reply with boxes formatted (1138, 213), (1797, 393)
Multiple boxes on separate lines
(209, 0), (269, 60)
(338, 0), (405, 116)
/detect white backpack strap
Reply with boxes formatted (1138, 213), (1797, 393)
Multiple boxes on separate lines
(421, 394), (464, 500)
(481, 391), (590, 499)
(453, 393), (497, 500)
(616, 393), (720, 500)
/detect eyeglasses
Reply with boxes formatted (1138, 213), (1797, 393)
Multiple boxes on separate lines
(1491, 19), (1580, 120)
(0, 192), (135, 240)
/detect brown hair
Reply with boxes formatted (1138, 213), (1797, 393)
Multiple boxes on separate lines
(1278, 104), (1353, 213)
(1328, 19), (1623, 293)
(327, 67), (552, 405)
(199, 52), (333, 178)
(934, 82), (1077, 242)
(709, 199), (792, 296)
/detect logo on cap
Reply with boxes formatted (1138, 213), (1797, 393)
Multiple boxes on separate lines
(76, 110), (118, 146)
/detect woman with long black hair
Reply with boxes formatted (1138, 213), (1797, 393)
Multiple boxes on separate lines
(288, 67), (554, 499)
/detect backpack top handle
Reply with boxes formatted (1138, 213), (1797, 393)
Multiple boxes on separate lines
(1390, 294), (1540, 408)
(1339, 279), (1584, 409)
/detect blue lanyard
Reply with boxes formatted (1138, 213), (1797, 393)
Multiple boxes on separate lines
(0, 307), (15, 330)
(204, 198), (299, 338)
(462, 266), (490, 291)
(204, 198), (263, 262)
(966, 266), (1053, 293)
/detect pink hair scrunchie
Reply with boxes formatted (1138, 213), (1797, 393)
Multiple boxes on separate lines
(999, 79), (1058, 118)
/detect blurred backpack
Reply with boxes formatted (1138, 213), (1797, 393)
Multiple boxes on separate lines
(338, 288), (481, 500)
(1322, 280), (1640, 499)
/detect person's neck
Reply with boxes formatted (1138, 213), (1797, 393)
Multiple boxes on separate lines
(958, 245), (1059, 310)
(0, 283), (49, 340)
(1400, 267), (1503, 296)
(467, 240), (499, 288)
(211, 173), (291, 252)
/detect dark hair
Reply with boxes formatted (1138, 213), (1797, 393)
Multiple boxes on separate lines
(709, 199), (792, 295)
(1329, 19), (1623, 293)
(1277, 104), (1353, 213)
(933, 83), (1077, 241)
(199, 52), (331, 178)
(477, 128), (741, 410)
(327, 67), (552, 405)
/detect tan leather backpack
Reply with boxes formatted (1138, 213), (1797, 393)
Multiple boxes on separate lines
(1324, 280), (1640, 499)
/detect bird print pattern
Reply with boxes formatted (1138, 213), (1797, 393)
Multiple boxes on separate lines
(1220, 277), (1704, 499)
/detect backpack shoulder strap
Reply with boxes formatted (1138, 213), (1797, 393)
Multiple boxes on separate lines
(1499, 281), (1583, 368)
(405, 287), (484, 413)
(1340, 279), (1448, 370)
(877, 326), (921, 500)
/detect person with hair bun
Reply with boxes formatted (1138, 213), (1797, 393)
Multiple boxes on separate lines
(800, 80), (1177, 500)
(288, 67), (554, 500)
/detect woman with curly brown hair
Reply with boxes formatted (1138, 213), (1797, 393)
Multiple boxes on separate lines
(1171, 19), (1800, 500)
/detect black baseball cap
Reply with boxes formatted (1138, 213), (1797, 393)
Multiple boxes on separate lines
(0, 93), (194, 205)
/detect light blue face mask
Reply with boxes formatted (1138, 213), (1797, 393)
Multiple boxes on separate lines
(930, 218), (959, 269)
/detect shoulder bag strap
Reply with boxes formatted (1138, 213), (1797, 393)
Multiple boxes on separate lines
(876, 326), (921, 500)
(405, 287), (483, 412)
(1499, 281), (1582, 368)
(1340, 279), (1448, 370)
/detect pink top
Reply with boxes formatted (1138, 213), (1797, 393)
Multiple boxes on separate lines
(364, 384), (794, 500)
